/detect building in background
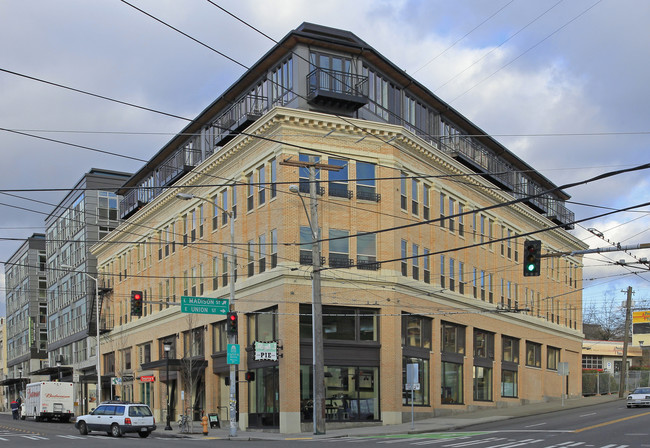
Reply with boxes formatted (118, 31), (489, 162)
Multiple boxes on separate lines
(0, 317), (7, 411)
(1, 233), (47, 402)
(44, 168), (131, 415)
(92, 23), (586, 433)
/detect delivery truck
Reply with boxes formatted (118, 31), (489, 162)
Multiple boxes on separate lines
(22, 381), (74, 422)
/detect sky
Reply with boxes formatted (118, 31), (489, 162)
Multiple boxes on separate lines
(1, 0), (649, 317)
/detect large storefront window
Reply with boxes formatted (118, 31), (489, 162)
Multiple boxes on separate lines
(473, 366), (492, 401)
(441, 361), (463, 404)
(402, 356), (429, 405)
(248, 366), (279, 428)
(300, 365), (379, 422)
(300, 305), (378, 341)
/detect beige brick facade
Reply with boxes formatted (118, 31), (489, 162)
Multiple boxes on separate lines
(93, 108), (585, 433)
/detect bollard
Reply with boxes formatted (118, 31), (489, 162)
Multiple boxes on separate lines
(202, 415), (209, 435)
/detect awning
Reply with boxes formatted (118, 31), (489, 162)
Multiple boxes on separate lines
(0, 378), (30, 386)
(29, 366), (74, 377)
(140, 358), (184, 371)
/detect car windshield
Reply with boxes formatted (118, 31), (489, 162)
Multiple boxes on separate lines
(129, 406), (153, 417)
(632, 388), (650, 394)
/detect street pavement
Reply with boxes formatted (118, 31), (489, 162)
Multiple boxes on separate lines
(162, 394), (622, 441)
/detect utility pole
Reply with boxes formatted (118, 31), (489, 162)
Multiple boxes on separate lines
(619, 286), (633, 398)
(281, 157), (341, 435)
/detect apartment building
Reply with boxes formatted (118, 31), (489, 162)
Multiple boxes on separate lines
(2, 233), (47, 402)
(44, 168), (131, 414)
(92, 23), (586, 433)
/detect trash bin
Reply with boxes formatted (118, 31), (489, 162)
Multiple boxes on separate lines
(208, 413), (220, 428)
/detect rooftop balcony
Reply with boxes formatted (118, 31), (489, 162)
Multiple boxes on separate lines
(307, 68), (368, 114)
(212, 93), (266, 147)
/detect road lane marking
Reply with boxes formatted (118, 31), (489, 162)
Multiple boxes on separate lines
(579, 413), (597, 417)
(524, 423), (546, 428)
(573, 411), (650, 433)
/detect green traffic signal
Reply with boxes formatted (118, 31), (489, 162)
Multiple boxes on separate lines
(523, 240), (541, 277)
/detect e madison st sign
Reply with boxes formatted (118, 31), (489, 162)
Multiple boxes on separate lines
(181, 296), (229, 315)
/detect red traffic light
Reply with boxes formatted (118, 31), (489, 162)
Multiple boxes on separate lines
(227, 312), (238, 334)
(133, 293), (142, 300)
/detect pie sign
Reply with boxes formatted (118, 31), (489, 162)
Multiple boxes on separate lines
(140, 375), (155, 382)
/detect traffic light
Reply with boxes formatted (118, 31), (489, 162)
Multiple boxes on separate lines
(227, 312), (238, 335)
(131, 290), (143, 316)
(523, 240), (541, 277)
(245, 371), (255, 382)
(224, 376), (230, 386)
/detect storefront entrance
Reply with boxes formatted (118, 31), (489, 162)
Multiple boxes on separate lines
(248, 366), (279, 428)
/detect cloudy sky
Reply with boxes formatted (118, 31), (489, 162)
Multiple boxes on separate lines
(1, 0), (649, 316)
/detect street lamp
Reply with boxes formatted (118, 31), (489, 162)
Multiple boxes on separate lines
(56, 357), (61, 382)
(61, 264), (101, 406)
(288, 183), (326, 435)
(163, 341), (172, 431)
(176, 192), (238, 437)
(18, 368), (23, 403)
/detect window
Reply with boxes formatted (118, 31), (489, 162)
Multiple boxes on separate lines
(401, 313), (431, 349)
(258, 234), (266, 273)
(441, 361), (463, 404)
(300, 305), (378, 342)
(247, 240), (255, 277)
(191, 209), (196, 242)
(212, 193), (219, 229)
(423, 184), (430, 220)
(246, 308), (279, 345)
(458, 202), (464, 236)
(357, 233), (378, 270)
(547, 346), (560, 370)
(448, 198), (455, 232)
(270, 229), (278, 268)
(212, 321), (228, 352)
(257, 165), (266, 205)
(183, 327), (205, 357)
(582, 355), (603, 370)
(212, 256), (218, 290)
(440, 255), (445, 288)
(473, 366), (492, 401)
(439, 193), (446, 228)
(423, 249), (430, 283)
(299, 153), (321, 194)
(329, 229), (350, 268)
(502, 336), (519, 363)
(441, 321), (465, 354)
(328, 158), (350, 198)
(473, 329), (494, 359)
(411, 179), (419, 215)
(400, 173), (407, 210)
(501, 370), (518, 398)
(526, 341), (542, 367)
(270, 57), (294, 105)
(246, 172), (254, 211)
(356, 162), (379, 201)
(198, 205), (204, 238)
(403, 356), (429, 405)
(98, 191), (118, 221)
(221, 189), (229, 226)
(412, 244), (419, 280)
(449, 258), (455, 292)
(270, 158), (277, 199)
(300, 226), (314, 265)
(400, 240), (407, 276)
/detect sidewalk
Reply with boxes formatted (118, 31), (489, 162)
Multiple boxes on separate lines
(159, 394), (623, 441)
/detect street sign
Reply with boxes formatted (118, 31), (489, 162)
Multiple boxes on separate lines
(405, 383), (420, 390)
(181, 296), (229, 315)
(140, 375), (155, 382)
(558, 362), (569, 376)
(111, 377), (122, 385)
(227, 344), (240, 365)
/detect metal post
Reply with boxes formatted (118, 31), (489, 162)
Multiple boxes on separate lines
(619, 286), (633, 397)
(94, 276), (100, 404)
(228, 203), (237, 438)
(175, 192), (237, 437)
(164, 342), (172, 430)
(309, 161), (326, 435)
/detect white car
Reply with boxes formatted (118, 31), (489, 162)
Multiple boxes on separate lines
(627, 387), (650, 408)
(74, 402), (156, 437)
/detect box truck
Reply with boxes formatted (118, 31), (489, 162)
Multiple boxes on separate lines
(22, 381), (74, 422)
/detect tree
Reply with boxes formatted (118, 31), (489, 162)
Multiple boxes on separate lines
(583, 293), (650, 341)
(179, 313), (205, 431)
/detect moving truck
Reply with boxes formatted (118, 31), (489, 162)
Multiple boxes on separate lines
(22, 382), (74, 422)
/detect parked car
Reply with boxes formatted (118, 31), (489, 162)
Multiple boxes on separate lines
(627, 387), (650, 408)
(74, 402), (156, 437)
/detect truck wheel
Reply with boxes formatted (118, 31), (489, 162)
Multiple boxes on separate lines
(138, 431), (150, 438)
(78, 421), (88, 435)
(20, 415), (25, 420)
(110, 423), (122, 437)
